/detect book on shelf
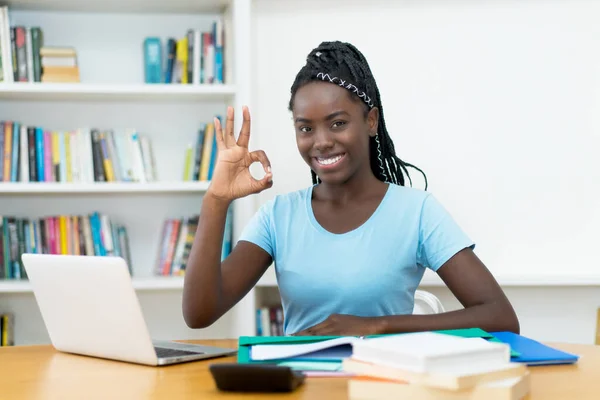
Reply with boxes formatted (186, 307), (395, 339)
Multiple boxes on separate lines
(0, 121), (157, 183)
(154, 206), (232, 276)
(255, 305), (284, 336)
(0, 212), (131, 280)
(144, 17), (224, 85)
(0, 8), (78, 84)
(39, 46), (79, 83)
(0, 312), (14, 346)
(182, 121), (218, 182)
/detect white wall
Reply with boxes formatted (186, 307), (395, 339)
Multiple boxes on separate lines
(251, 0), (600, 343)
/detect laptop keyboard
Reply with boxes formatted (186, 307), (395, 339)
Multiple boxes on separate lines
(154, 347), (205, 359)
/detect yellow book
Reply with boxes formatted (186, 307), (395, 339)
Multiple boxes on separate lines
(177, 37), (188, 84)
(59, 216), (68, 255)
(100, 132), (115, 181)
(1, 314), (7, 346)
(64, 132), (72, 182)
(199, 123), (214, 181)
(183, 145), (193, 180)
(52, 132), (60, 182)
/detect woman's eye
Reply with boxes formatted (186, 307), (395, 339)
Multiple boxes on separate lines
(332, 121), (346, 128)
(300, 126), (312, 133)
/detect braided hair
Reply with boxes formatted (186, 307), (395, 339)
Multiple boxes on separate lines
(288, 41), (428, 190)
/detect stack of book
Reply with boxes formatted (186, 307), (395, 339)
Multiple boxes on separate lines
(182, 121), (218, 182)
(0, 212), (132, 280)
(255, 304), (284, 336)
(0, 121), (157, 183)
(40, 46), (79, 83)
(0, 6), (44, 83)
(343, 332), (530, 400)
(143, 18), (225, 84)
(154, 207), (232, 276)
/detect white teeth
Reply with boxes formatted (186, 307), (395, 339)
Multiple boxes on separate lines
(317, 154), (343, 165)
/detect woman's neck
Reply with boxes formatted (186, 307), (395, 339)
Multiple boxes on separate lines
(314, 170), (387, 205)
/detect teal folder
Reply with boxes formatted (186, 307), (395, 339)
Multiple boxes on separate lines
(237, 327), (517, 364)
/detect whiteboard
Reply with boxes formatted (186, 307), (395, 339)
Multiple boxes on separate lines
(252, 0), (600, 281)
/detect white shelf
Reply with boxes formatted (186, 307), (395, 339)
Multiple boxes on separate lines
(0, 181), (211, 194)
(132, 277), (186, 290)
(0, 276), (187, 293)
(5, 272), (600, 294)
(0, 83), (236, 102)
(419, 270), (600, 287)
(2, 0), (230, 14)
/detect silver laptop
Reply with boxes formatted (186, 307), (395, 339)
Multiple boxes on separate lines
(22, 253), (236, 366)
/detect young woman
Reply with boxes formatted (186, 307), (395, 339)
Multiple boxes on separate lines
(182, 41), (519, 336)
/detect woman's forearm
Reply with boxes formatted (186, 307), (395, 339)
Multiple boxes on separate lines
(376, 301), (520, 335)
(182, 193), (231, 328)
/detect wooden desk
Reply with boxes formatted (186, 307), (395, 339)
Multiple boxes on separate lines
(1, 340), (599, 399)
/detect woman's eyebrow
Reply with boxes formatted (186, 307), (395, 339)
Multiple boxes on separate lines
(294, 110), (349, 124)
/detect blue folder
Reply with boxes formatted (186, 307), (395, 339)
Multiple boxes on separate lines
(491, 331), (579, 366)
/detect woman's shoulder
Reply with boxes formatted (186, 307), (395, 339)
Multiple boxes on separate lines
(256, 186), (312, 214)
(386, 183), (431, 204)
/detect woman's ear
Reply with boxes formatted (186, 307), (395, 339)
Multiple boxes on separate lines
(367, 107), (379, 137)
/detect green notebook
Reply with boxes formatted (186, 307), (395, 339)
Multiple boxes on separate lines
(237, 327), (518, 364)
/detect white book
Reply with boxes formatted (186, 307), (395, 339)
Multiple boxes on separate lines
(251, 337), (356, 361)
(100, 215), (114, 256)
(41, 56), (77, 67)
(1, 7), (14, 83)
(139, 135), (155, 182)
(69, 131), (79, 183)
(351, 332), (511, 375)
(348, 372), (530, 400)
(112, 130), (130, 182)
(75, 129), (86, 183)
(82, 128), (95, 183)
(204, 41), (214, 83)
(129, 130), (146, 183)
(25, 27), (33, 82)
(122, 129), (138, 181)
(260, 307), (271, 337)
(342, 358), (526, 390)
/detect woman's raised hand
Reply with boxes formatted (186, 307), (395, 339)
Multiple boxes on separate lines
(206, 106), (273, 202)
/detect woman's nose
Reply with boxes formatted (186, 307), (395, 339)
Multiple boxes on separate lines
(313, 129), (334, 151)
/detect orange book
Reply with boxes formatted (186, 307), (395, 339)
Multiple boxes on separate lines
(162, 219), (181, 275)
(3, 121), (13, 181)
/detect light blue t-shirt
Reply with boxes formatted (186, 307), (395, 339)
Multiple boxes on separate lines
(239, 183), (474, 335)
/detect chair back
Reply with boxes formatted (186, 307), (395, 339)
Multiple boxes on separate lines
(413, 290), (445, 315)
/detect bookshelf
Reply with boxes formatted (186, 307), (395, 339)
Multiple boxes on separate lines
(0, 271), (279, 294)
(0, 181), (211, 193)
(0, 0), (268, 345)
